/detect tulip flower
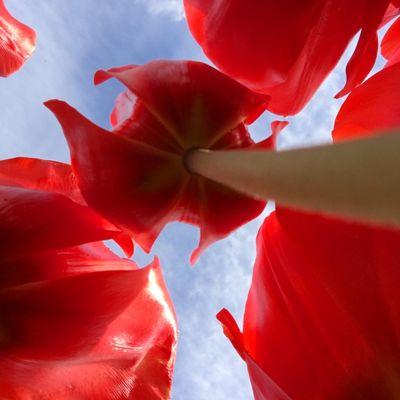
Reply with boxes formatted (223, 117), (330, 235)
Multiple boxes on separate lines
(215, 35), (400, 398)
(184, 0), (396, 115)
(45, 60), (271, 263)
(0, 157), (177, 399)
(218, 208), (400, 400)
(0, 0), (36, 77)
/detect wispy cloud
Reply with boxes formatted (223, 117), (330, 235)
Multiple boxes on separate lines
(134, 0), (185, 21)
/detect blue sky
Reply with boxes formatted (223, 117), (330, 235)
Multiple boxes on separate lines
(0, 1), (387, 399)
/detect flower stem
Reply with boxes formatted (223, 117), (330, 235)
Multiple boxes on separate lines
(186, 132), (400, 228)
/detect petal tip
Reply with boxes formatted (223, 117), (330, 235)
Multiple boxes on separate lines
(94, 65), (138, 86)
(189, 250), (199, 266)
(216, 308), (246, 359)
(93, 69), (111, 86)
(43, 99), (64, 110)
(114, 233), (135, 258)
(245, 95), (271, 125)
(334, 88), (348, 99)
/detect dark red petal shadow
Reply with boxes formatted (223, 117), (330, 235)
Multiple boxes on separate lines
(0, 266), (150, 360)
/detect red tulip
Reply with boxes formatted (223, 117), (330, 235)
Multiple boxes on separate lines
(218, 208), (400, 400)
(0, 158), (177, 399)
(45, 60), (270, 263)
(184, 0), (395, 115)
(382, 16), (400, 66)
(217, 37), (400, 396)
(0, 0), (36, 77)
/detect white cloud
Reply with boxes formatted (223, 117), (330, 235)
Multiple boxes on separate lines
(134, 0), (185, 21)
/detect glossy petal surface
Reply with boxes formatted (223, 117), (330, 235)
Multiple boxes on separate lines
(184, 0), (391, 115)
(382, 16), (400, 66)
(0, 250), (177, 399)
(46, 60), (269, 262)
(0, 184), (118, 259)
(0, 158), (177, 400)
(0, 157), (134, 257)
(0, 263), (148, 360)
(0, 0), (36, 77)
(332, 63), (400, 140)
(0, 157), (177, 398)
(220, 62), (400, 396)
(219, 208), (400, 400)
(0, 157), (83, 203)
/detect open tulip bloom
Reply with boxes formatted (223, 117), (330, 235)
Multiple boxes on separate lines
(0, 157), (177, 398)
(45, 60), (273, 263)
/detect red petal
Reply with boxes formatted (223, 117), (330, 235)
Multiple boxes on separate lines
(113, 232), (135, 258)
(0, 157), (83, 203)
(217, 309), (293, 400)
(0, 157), (176, 397)
(334, 33), (379, 98)
(189, 178), (265, 264)
(93, 64), (137, 85)
(245, 356), (293, 400)
(184, 0), (390, 115)
(110, 89), (137, 129)
(0, 185), (118, 259)
(45, 99), (185, 253)
(216, 308), (246, 359)
(0, 0), (36, 77)
(221, 209), (400, 399)
(0, 241), (133, 289)
(46, 61), (268, 261)
(111, 92), (183, 155)
(379, 3), (399, 28)
(382, 16), (400, 66)
(95, 60), (269, 147)
(253, 121), (289, 150)
(0, 259), (177, 399)
(0, 266), (150, 360)
(0, 157), (134, 256)
(335, 1), (390, 98)
(332, 63), (400, 140)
